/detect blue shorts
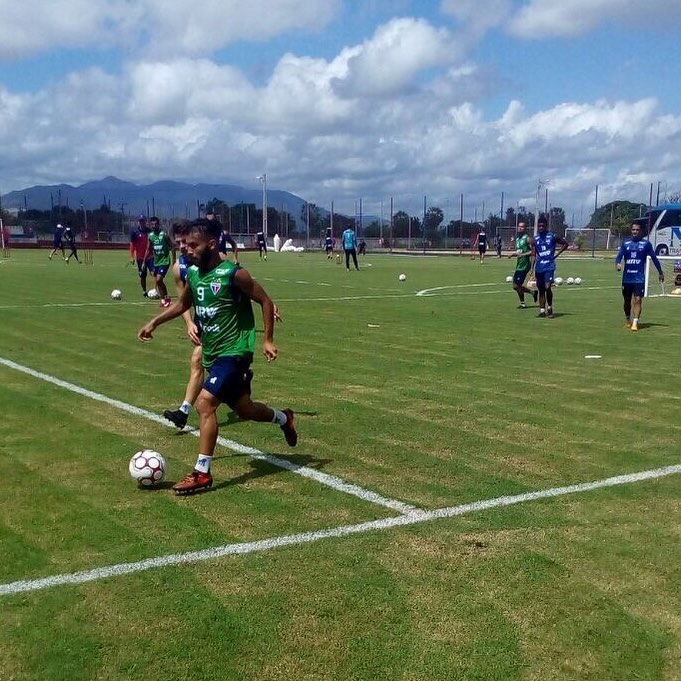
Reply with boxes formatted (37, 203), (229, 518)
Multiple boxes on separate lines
(154, 264), (169, 278)
(136, 258), (154, 276)
(513, 268), (530, 286)
(622, 282), (644, 298)
(478, 245), (487, 254)
(203, 355), (253, 408)
(53, 237), (63, 249)
(535, 270), (554, 290)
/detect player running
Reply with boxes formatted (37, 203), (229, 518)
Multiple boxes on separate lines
(509, 221), (538, 308)
(48, 223), (66, 260)
(532, 216), (568, 318)
(130, 216), (154, 297)
(615, 220), (664, 332)
(144, 217), (175, 307)
(63, 224), (81, 263)
(138, 218), (296, 494)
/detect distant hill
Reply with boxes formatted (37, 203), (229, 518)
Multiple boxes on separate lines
(2, 176), (308, 226)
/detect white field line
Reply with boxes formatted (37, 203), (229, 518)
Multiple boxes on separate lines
(0, 357), (416, 515)
(0, 283), (621, 309)
(2, 463), (679, 597)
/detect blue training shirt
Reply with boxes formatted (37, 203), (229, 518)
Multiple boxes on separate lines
(178, 253), (189, 283)
(615, 237), (662, 284)
(342, 229), (357, 250)
(533, 231), (559, 273)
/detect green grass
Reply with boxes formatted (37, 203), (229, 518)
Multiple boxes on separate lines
(1, 248), (680, 680)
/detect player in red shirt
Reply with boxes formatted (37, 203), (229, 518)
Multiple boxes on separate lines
(129, 216), (154, 297)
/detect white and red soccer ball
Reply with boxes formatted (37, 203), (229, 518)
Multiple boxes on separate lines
(129, 449), (166, 486)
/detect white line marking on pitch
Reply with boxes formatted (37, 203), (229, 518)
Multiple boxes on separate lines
(2, 463), (679, 597)
(0, 357), (416, 515)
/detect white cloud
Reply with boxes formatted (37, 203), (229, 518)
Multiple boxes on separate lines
(0, 0), (340, 59)
(508, 0), (681, 39)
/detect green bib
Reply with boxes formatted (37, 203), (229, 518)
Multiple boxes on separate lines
(149, 230), (171, 266)
(188, 262), (255, 367)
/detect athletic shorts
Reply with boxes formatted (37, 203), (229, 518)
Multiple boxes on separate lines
(53, 237), (63, 248)
(136, 258), (154, 276)
(203, 355), (253, 408)
(513, 268), (530, 286)
(258, 242), (267, 251)
(622, 282), (644, 298)
(478, 245), (487, 254)
(325, 246), (333, 253)
(534, 271), (554, 289)
(153, 264), (169, 278)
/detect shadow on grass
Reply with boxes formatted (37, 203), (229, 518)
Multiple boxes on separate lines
(212, 453), (334, 492)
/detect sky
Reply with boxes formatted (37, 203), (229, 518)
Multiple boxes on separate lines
(1, 0), (681, 225)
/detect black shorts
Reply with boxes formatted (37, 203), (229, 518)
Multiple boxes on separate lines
(622, 282), (644, 298)
(203, 355), (253, 408)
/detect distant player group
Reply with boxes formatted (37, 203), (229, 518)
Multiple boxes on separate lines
(505, 216), (663, 329)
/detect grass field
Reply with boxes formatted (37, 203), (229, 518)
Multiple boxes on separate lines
(1, 247), (680, 681)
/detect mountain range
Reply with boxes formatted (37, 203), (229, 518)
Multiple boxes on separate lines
(2, 176), (309, 226)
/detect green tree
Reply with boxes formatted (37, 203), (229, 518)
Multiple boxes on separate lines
(590, 201), (646, 237)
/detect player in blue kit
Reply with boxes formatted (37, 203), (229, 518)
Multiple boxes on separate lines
(48, 223), (66, 260)
(615, 220), (664, 332)
(532, 216), (568, 318)
(324, 231), (334, 259)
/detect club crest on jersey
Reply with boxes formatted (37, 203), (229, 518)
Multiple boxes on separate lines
(210, 281), (222, 295)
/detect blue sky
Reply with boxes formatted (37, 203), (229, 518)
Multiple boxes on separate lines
(1, 0), (681, 224)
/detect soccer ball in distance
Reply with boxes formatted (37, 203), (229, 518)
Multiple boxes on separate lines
(129, 449), (166, 487)
(398, 273), (407, 281)
(574, 277), (582, 285)
(567, 277), (575, 285)
(111, 289), (122, 300)
(554, 277), (563, 285)
(147, 288), (159, 299)
(505, 275), (513, 283)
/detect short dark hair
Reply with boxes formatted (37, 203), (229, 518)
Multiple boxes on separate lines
(172, 221), (190, 237)
(149, 216), (159, 224)
(189, 218), (221, 241)
(632, 219), (644, 229)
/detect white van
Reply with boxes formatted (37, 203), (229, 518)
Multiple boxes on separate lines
(643, 204), (681, 256)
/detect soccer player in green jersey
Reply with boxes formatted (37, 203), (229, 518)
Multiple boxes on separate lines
(144, 216), (176, 308)
(509, 221), (538, 308)
(138, 218), (296, 495)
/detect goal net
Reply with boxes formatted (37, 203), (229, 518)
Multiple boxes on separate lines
(565, 228), (613, 250)
(644, 255), (681, 297)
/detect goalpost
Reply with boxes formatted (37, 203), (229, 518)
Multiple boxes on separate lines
(644, 255), (681, 297)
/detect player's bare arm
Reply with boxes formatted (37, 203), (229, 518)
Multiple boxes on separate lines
(234, 269), (277, 361)
(138, 285), (194, 342)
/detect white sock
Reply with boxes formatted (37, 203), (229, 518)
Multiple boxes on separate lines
(540, 308), (546, 314)
(632, 317), (639, 325)
(272, 409), (287, 426)
(180, 401), (192, 415)
(195, 455), (212, 473)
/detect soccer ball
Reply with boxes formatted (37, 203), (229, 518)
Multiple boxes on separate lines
(147, 288), (159, 299)
(129, 449), (166, 487)
(505, 276), (513, 283)
(566, 277), (575, 285)
(554, 277), (563, 285)
(527, 278), (537, 290)
(398, 273), (407, 281)
(574, 277), (582, 285)
(111, 289), (122, 300)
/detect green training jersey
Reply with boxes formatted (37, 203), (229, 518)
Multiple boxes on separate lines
(187, 262), (255, 368)
(515, 233), (532, 270)
(149, 230), (171, 266)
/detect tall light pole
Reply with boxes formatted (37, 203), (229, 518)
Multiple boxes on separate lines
(257, 174), (268, 239)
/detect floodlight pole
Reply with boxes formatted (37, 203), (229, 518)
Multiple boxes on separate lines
(257, 174), (268, 239)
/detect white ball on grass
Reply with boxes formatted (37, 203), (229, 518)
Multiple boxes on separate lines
(398, 273), (407, 281)
(111, 289), (122, 300)
(574, 277), (582, 285)
(567, 277), (575, 285)
(505, 276), (513, 283)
